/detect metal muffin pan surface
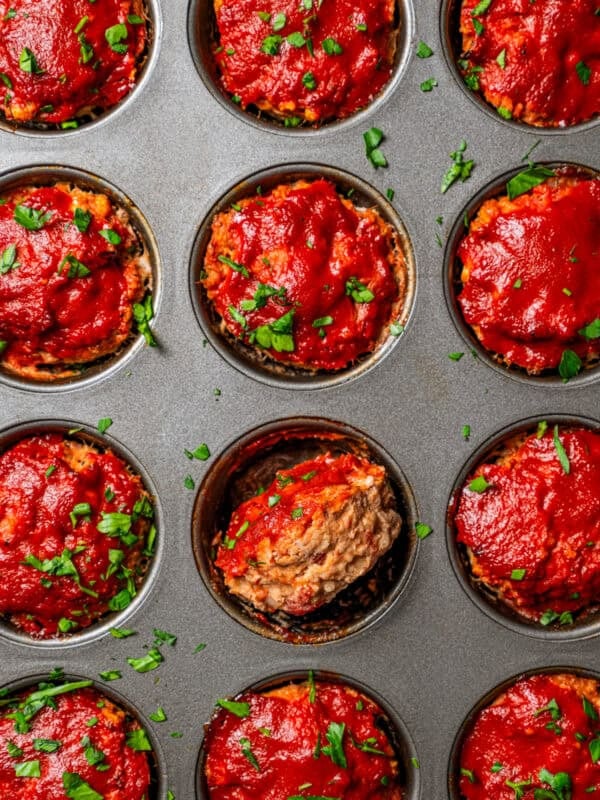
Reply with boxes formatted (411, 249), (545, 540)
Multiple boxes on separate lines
(0, 0), (598, 798)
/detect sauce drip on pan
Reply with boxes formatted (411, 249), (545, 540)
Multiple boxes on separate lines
(0, 0), (147, 125)
(460, 673), (600, 799)
(459, 0), (600, 127)
(202, 179), (402, 371)
(204, 680), (403, 798)
(214, 0), (396, 122)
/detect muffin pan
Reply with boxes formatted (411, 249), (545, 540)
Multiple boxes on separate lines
(0, 0), (598, 798)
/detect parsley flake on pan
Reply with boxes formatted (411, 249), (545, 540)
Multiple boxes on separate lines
(441, 141), (474, 193)
(363, 127), (387, 169)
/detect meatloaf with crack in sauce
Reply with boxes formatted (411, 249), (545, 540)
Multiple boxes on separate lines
(456, 171), (600, 375)
(0, 182), (152, 381)
(212, 0), (398, 124)
(459, 672), (600, 799)
(453, 424), (600, 625)
(204, 678), (403, 798)
(0, 0), (148, 127)
(201, 178), (406, 372)
(458, 0), (600, 127)
(0, 432), (156, 638)
(215, 451), (401, 616)
(0, 678), (153, 799)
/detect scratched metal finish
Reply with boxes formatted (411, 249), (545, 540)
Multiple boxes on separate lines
(0, 0), (598, 798)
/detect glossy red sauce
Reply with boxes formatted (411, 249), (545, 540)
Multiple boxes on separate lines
(0, 433), (152, 637)
(0, 0), (147, 125)
(460, 673), (600, 799)
(204, 180), (401, 371)
(459, 0), (600, 126)
(214, 0), (395, 122)
(216, 452), (366, 577)
(457, 176), (600, 373)
(0, 185), (135, 373)
(0, 684), (151, 799)
(454, 427), (600, 622)
(204, 680), (402, 799)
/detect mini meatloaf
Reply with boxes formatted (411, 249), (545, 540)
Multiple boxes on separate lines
(0, 0), (148, 128)
(215, 451), (401, 616)
(204, 677), (403, 798)
(201, 178), (406, 372)
(212, 0), (397, 124)
(453, 424), (600, 625)
(458, 0), (600, 127)
(0, 432), (156, 638)
(456, 171), (600, 376)
(0, 182), (152, 381)
(459, 672), (600, 799)
(0, 678), (153, 799)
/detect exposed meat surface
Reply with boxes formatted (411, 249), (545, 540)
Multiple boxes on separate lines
(215, 451), (401, 615)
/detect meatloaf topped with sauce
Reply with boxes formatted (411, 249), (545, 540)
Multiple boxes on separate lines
(459, 672), (600, 799)
(204, 677), (403, 798)
(0, 0), (149, 128)
(0, 432), (156, 638)
(458, 0), (600, 127)
(0, 677), (153, 799)
(457, 171), (600, 376)
(215, 451), (402, 616)
(0, 182), (152, 381)
(212, 0), (398, 124)
(453, 424), (600, 626)
(201, 178), (407, 373)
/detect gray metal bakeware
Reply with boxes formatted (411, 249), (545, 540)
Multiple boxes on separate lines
(0, 0), (598, 798)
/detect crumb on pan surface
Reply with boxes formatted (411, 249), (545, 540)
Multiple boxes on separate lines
(459, 672), (600, 799)
(0, 680), (153, 799)
(0, 0), (148, 127)
(201, 178), (407, 373)
(0, 182), (151, 381)
(453, 425), (600, 625)
(0, 432), (156, 638)
(212, 0), (398, 124)
(204, 678), (403, 799)
(458, 0), (600, 127)
(457, 173), (600, 374)
(215, 451), (402, 616)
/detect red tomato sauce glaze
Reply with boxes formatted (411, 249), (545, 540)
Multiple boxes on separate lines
(459, 0), (600, 126)
(202, 179), (405, 371)
(0, 680), (152, 799)
(213, 0), (397, 123)
(459, 673), (600, 799)
(204, 679), (403, 799)
(0, 0), (148, 126)
(0, 433), (155, 637)
(453, 426), (600, 623)
(216, 452), (367, 579)
(0, 183), (149, 380)
(457, 174), (600, 374)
